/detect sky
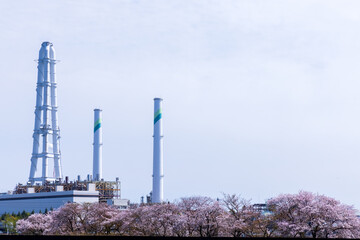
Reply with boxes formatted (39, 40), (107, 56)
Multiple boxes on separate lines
(1, 0), (360, 208)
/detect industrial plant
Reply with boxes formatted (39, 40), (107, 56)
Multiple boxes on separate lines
(0, 42), (164, 214)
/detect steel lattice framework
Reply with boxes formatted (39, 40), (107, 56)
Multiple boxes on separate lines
(29, 42), (62, 184)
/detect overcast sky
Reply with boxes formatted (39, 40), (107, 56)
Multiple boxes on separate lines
(1, 0), (360, 208)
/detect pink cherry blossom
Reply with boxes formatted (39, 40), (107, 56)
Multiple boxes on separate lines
(268, 191), (360, 238)
(15, 192), (360, 238)
(16, 213), (52, 235)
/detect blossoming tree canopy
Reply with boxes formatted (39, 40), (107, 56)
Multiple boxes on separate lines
(15, 192), (360, 238)
(267, 191), (360, 238)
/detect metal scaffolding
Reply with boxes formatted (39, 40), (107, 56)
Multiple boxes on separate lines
(13, 179), (120, 203)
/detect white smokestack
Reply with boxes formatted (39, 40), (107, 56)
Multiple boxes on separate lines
(152, 98), (164, 203)
(93, 109), (103, 181)
(29, 42), (62, 184)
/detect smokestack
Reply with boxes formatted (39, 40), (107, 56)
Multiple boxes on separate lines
(152, 98), (164, 203)
(93, 109), (103, 181)
(29, 42), (62, 184)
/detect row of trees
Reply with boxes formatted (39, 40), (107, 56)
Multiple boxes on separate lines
(1, 211), (32, 234)
(16, 191), (360, 238)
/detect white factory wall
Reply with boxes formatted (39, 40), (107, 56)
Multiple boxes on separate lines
(0, 190), (99, 214)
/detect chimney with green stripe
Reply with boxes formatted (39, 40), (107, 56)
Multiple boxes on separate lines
(152, 98), (164, 203)
(93, 109), (103, 181)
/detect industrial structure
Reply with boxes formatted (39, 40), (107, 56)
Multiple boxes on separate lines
(93, 109), (103, 181)
(0, 42), (129, 214)
(152, 98), (164, 203)
(0, 184), (99, 214)
(29, 42), (62, 184)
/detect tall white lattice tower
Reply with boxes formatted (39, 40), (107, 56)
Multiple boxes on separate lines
(29, 42), (62, 184)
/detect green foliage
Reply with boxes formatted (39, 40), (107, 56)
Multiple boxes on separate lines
(21, 210), (29, 218)
(0, 211), (32, 234)
(2, 215), (19, 234)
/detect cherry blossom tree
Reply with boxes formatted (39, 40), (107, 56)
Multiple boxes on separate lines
(148, 204), (183, 237)
(107, 209), (132, 235)
(16, 213), (52, 235)
(127, 203), (181, 236)
(268, 191), (360, 238)
(222, 194), (276, 237)
(15, 192), (360, 238)
(176, 196), (211, 237)
(83, 203), (119, 234)
(45, 202), (123, 235)
(222, 194), (259, 237)
(46, 203), (86, 234)
(177, 196), (226, 237)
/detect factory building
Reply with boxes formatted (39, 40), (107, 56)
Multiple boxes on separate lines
(0, 184), (98, 214)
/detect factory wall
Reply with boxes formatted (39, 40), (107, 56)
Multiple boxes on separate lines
(0, 190), (99, 214)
